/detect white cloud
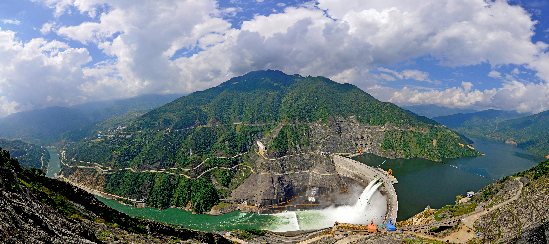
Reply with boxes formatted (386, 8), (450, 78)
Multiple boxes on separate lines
(377, 67), (403, 79)
(390, 85), (497, 109)
(462, 81), (473, 92)
(2, 0), (548, 116)
(377, 68), (436, 83)
(379, 73), (396, 81)
(511, 68), (520, 75)
(277, 3), (286, 7)
(2, 19), (21, 25)
(389, 79), (549, 113)
(488, 70), (501, 78)
(401, 70), (429, 82)
(0, 28), (93, 115)
(40, 22), (56, 34)
(0, 96), (19, 117)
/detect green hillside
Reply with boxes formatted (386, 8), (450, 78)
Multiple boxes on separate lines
(133, 71), (423, 130)
(61, 70), (480, 212)
(0, 139), (49, 171)
(485, 110), (549, 156)
(433, 109), (549, 157)
(433, 109), (526, 139)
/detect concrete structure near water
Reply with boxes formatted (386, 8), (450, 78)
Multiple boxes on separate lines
(332, 154), (398, 226)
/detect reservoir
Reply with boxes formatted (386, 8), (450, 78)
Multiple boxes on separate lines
(354, 138), (545, 220)
(45, 148), (61, 178)
(96, 139), (545, 230)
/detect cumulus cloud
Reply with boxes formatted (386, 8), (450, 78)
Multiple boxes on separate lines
(390, 84), (497, 109)
(40, 22), (56, 34)
(1, 0), (548, 116)
(488, 70), (502, 79)
(389, 79), (549, 114)
(0, 28), (93, 115)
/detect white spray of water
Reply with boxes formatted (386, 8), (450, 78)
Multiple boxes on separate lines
(267, 178), (388, 231)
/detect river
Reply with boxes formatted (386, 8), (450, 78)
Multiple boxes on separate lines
(93, 139), (545, 231)
(45, 148), (61, 178)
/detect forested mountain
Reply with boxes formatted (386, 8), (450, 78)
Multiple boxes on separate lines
(134, 71), (423, 130)
(0, 94), (181, 145)
(402, 105), (478, 118)
(432, 109), (549, 157)
(433, 109), (525, 129)
(484, 110), (549, 156)
(0, 139), (49, 171)
(432, 109), (525, 139)
(61, 70), (480, 213)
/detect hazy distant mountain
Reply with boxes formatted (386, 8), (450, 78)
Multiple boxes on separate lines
(486, 110), (549, 156)
(432, 109), (525, 129)
(0, 94), (182, 145)
(402, 105), (478, 118)
(0, 106), (90, 145)
(431, 109), (526, 140)
(86, 94), (183, 122)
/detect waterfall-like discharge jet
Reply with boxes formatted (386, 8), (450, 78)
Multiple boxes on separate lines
(266, 178), (387, 231)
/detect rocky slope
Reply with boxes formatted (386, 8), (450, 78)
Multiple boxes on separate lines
(0, 148), (230, 244)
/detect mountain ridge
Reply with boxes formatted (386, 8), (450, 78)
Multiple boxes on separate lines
(60, 70), (481, 213)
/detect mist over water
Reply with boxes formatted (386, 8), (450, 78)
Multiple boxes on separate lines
(266, 179), (387, 232)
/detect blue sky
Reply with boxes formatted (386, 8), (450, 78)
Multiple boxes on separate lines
(1, 0), (549, 117)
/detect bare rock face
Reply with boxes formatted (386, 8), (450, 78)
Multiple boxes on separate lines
(229, 117), (392, 209)
(228, 153), (348, 208)
(473, 177), (549, 243)
(0, 167), (100, 244)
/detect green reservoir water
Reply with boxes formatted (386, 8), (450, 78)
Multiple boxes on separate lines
(45, 148), (60, 178)
(96, 197), (277, 231)
(96, 139), (545, 231)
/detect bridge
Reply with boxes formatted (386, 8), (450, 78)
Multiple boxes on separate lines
(332, 154), (398, 225)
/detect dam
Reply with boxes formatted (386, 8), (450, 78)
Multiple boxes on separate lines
(227, 151), (399, 229)
(332, 154), (398, 225)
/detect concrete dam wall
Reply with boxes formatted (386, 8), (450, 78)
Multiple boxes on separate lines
(333, 155), (398, 223)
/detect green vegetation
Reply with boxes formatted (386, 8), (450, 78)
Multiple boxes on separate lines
(132, 70), (436, 130)
(1, 146), (230, 243)
(104, 170), (222, 213)
(0, 94), (180, 146)
(0, 139), (49, 171)
(434, 109), (549, 157)
(271, 124), (310, 155)
(381, 127), (481, 161)
(515, 159), (549, 180)
(433, 202), (477, 221)
(485, 110), (549, 156)
(61, 70), (482, 212)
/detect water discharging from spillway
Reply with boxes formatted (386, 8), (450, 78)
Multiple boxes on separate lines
(266, 179), (387, 232)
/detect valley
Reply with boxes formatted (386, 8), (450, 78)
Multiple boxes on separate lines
(54, 71), (478, 217)
(2, 70), (549, 243)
